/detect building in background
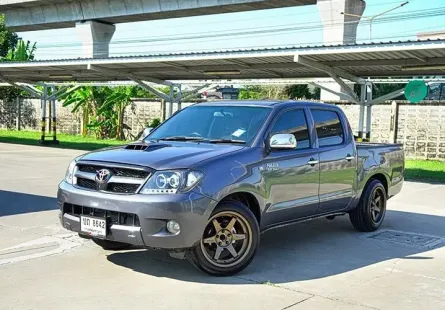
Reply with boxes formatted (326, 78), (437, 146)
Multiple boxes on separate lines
(417, 30), (445, 40)
(202, 86), (240, 100)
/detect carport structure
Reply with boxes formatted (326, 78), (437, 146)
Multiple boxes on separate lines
(1, 38), (445, 142)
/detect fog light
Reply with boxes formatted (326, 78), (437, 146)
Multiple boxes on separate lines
(166, 220), (181, 234)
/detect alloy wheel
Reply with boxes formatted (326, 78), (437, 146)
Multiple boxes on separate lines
(200, 211), (252, 268)
(370, 187), (385, 223)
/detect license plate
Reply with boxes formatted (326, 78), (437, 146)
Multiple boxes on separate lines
(80, 216), (106, 238)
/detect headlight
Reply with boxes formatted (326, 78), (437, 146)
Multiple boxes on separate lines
(140, 170), (203, 194)
(65, 156), (81, 184)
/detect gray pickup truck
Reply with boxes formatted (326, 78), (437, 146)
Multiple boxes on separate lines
(58, 101), (405, 276)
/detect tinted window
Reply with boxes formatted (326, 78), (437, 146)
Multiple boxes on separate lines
(271, 110), (310, 149)
(311, 110), (344, 147)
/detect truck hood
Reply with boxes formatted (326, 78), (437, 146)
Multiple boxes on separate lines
(78, 142), (244, 170)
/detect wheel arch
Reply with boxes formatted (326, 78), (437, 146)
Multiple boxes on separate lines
(217, 191), (262, 226)
(364, 172), (389, 197)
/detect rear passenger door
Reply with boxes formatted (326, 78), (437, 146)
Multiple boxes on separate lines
(262, 108), (320, 226)
(310, 109), (356, 213)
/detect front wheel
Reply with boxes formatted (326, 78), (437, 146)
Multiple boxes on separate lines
(349, 179), (387, 232)
(187, 201), (260, 276)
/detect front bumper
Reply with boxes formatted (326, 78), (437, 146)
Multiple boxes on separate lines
(58, 181), (217, 249)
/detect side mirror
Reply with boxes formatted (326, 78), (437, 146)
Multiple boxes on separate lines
(269, 134), (297, 150)
(138, 127), (153, 141)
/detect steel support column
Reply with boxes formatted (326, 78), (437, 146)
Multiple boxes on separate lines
(365, 82), (373, 141)
(358, 84), (366, 141)
(168, 86), (174, 118)
(51, 85), (59, 143)
(39, 85), (48, 144)
(177, 84), (182, 111)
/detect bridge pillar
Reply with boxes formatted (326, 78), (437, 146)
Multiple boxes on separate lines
(76, 21), (115, 58)
(317, 0), (366, 101)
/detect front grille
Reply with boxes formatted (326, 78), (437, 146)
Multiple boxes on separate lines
(107, 183), (140, 193)
(63, 203), (140, 227)
(75, 163), (151, 194)
(77, 164), (149, 179)
(77, 178), (96, 190)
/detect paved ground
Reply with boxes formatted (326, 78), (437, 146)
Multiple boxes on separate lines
(0, 143), (445, 310)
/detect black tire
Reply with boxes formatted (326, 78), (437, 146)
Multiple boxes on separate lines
(349, 179), (387, 232)
(92, 238), (133, 251)
(187, 201), (260, 276)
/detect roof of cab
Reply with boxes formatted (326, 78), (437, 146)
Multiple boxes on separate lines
(193, 100), (334, 108)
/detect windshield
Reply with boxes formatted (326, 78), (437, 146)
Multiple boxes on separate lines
(147, 105), (271, 144)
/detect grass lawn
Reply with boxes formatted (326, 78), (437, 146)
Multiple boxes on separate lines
(405, 160), (445, 183)
(0, 130), (126, 151)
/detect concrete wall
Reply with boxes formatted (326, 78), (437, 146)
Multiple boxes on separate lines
(337, 102), (445, 160)
(2, 99), (445, 160)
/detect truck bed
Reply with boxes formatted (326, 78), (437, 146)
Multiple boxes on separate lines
(356, 142), (403, 148)
(356, 142), (405, 198)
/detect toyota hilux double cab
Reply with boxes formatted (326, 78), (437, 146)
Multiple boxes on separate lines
(58, 101), (405, 276)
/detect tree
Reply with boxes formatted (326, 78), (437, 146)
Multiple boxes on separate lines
(61, 86), (110, 137)
(239, 84), (318, 100)
(0, 15), (18, 58)
(284, 85), (312, 99)
(61, 85), (171, 140)
(4, 39), (36, 61)
(239, 85), (264, 99)
(0, 16), (37, 129)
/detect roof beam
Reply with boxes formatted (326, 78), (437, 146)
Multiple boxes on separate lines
(133, 79), (171, 102)
(88, 64), (173, 86)
(369, 88), (405, 105)
(330, 75), (359, 104)
(295, 54), (365, 84)
(0, 75), (42, 97)
(182, 83), (213, 101)
(401, 51), (427, 63)
(310, 82), (358, 103)
(225, 59), (283, 77)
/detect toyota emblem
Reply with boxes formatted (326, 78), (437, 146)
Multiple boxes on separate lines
(95, 169), (111, 184)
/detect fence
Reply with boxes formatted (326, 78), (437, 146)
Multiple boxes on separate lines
(1, 98), (445, 160)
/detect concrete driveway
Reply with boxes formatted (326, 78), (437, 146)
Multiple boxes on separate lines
(0, 143), (444, 310)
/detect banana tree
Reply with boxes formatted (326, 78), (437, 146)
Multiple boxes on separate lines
(3, 39), (36, 61)
(91, 86), (137, 140)
(61, 87), (110, 137)
(62, 86), (135, 140)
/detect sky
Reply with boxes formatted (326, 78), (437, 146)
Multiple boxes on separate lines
(17, 0), (445, 60)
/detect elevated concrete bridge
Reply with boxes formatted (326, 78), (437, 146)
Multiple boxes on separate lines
(2, 0), (317, 31)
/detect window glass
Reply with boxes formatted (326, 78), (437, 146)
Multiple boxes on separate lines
(311, 110), (344, 147)
(148, 106), (271, 144)
(271, 110), (310, 149)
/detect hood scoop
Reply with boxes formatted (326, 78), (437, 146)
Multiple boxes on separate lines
(124, 142), (170, 152)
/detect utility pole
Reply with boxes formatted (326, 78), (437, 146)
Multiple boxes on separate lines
(341, 1), (409, 42)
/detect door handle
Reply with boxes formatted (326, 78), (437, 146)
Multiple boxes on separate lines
(307, 158), (319, 166)
(345, 154), (355, 161)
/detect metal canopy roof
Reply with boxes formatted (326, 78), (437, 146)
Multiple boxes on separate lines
(1, 39), (445, 84)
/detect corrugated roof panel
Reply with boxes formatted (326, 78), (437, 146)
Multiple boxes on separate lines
(0, 39), (444, 82)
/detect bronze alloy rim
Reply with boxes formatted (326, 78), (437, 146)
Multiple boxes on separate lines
(370, 187), (385, 223)
(200, 211), (252, 268)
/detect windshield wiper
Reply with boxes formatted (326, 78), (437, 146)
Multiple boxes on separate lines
(158, 136), (204, 142)
(208, 139), (246, 145)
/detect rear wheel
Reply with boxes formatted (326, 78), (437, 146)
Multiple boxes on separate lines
(92, 238), (133, 251)
(349, 179), (387, 232)
(188, 201), (260, 276)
